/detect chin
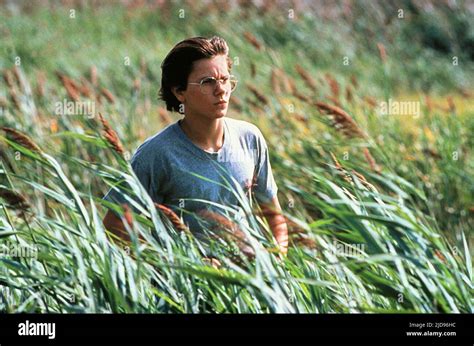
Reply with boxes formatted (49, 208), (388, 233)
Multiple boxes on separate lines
(213, 110), (228, 118)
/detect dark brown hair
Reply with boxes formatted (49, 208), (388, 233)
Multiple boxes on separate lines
(159, 36), (233, 113)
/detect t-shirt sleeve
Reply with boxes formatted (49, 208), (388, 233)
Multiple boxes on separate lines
(253, 128), (278, 204)
(102, 154), (164, 216)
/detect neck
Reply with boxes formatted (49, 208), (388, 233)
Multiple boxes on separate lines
(180, 115), (225, 152)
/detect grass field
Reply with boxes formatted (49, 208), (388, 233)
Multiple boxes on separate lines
(0, 1), (473, 313)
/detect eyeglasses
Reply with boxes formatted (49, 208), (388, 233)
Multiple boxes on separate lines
(188, 75), (238, 95)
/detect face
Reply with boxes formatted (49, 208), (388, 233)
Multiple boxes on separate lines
(173, 55), (232, 121)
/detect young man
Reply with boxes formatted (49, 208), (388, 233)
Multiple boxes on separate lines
(102, 36), (288, 255)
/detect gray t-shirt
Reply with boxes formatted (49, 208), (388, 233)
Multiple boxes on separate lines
(102, 117), (278, 234)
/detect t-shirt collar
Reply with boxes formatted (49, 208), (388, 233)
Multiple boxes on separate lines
(173, 117), (229, 161)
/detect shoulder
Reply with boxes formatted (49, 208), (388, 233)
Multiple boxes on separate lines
(130, 122), (178, 166)
(225, 117), (265, 142)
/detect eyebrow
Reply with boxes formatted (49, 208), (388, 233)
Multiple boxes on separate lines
(196, 74), (229, 80)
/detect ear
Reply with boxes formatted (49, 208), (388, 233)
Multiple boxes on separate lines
(172, 87), (185, 103)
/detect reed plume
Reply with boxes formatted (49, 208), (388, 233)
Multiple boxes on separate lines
(424, 95), (433, 113)
(250, 62), (256, 78)
(280, 71), (294, 94)
(12, 66), (23, 89)
(79, 77), (94, 99)
(289, 226), (318, 249)
(1, 127), (42, 153)
(0, 187), (30, 211)
(0, 142), (16, 174)
(377, 42), (387, 63)
(90, 65), (98, 87)
(447, 96), (455, 113)
(330, 152), (377, 189)
(197, 209), (255, 259)
(230, 95), (243, 111)
(36, 71), (46, 99)
(246, 97), (261, 110)
(133, 78), (141, 93)
(0, 96), (7, 109)
(324, 73), (340, 99)
(434, 249), (446, 263)
(8, 88), (21, 110)
(101, 88), (115, 104)
(330, 152), (352, 184)
(350, 74), (358, 89)
(316, 103), (381, 172)
(315, 102), (366, 139)
(328, 96), (342, 108)
(247, 84), (269, 105)
(351, 169), (377, 191)
(243, 32), (262, 50)
(422, 148), (442, 160)
(140, 57), (147, 76)
(294, 113), (308, 123)
(345, 86), (353, 103)
(459, 88), (472, 98)
(3, 69), (15, 88)
(362, 147), (381, 173)
(155, 203), (189, 233)
(270, 68), (281, 94)
(295, 64), (317, 92)
(56, 72), (80, 102)
(292, 91), (311, 104)
(364, 96), (377, 108)
(98, 113), (125, 157)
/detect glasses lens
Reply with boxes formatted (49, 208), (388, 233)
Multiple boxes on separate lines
(200, 77), (216, 95)
(199, 76), (238, 94)
(229, 79), (237, 92)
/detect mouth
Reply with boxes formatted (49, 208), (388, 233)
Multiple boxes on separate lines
(214, 100), (227, 106)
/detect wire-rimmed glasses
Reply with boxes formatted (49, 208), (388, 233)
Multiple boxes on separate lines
(188, 75), (238, 95)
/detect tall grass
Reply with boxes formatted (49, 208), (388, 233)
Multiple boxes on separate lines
(0, 1), (472, 313)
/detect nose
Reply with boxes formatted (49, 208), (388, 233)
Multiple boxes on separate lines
(214, 80), (226, 96)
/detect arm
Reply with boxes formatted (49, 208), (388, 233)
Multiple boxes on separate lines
(102, 208), (134, 244)
(258, 196), (288, 255)
(104, 208), (219, 266)
(102, 157), (151, 245)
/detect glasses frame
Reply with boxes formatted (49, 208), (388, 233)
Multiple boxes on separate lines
(187, 75), (238, 95)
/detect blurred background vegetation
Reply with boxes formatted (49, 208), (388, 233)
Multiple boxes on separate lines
(0, 0), (472, 312)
